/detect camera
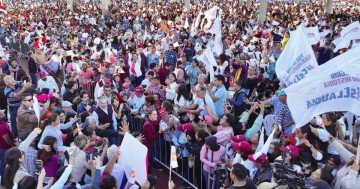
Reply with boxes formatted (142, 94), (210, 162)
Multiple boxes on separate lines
(213, 164), (227, 175)
(88, 100), (96, 106)
(272, 162), (316, 189)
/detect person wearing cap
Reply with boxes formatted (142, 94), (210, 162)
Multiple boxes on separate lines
(0, 108), (15, 185)
(147, 74), (166, 99)
(275, 144), (301, 172)
(200, 136), (225, 189)
(126, 86), (145, 114)
(37, 71), (59, 93)
(262, 89), (294, 137)
(4, 75), (32, 138)
(62, 99), (76, 114)
(164, 44), (177, 72)
(227, 163), (256, 189)
(248, 153), (272, 186)
(17, 93), (48, 136)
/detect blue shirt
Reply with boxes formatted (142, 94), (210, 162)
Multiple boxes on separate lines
(211, 85), (227, 117)
(164, 50), (177, 65)
(185, 65), (200, 84)
(268, 95), (292, 136)
(4, 81), (23, 107)
(146, 53), (160, 68)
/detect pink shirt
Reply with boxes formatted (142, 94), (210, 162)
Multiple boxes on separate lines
(80, 68), (93, 81)
(200, 145), (226, 173)
(214, 126), (234, 147)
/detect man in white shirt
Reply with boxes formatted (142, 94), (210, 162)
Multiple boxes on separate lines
(126, 86), (145, 114)
(37, 71), (59, 93)
(184, 86), (216, 116)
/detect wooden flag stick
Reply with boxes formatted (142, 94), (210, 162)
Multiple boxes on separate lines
(356, 136), (360, 164)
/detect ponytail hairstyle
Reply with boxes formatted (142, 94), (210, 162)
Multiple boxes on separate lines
(43, 113), (59, 126)
(4, 148), (22, 189)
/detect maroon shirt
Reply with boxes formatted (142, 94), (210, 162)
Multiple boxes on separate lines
(0, 121), (14, 149)
(157, 67), (170, 86)
(142, 119), (160, 148)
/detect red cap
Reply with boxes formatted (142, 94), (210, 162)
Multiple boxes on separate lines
(248, 153), (268, 164)
(280, 145), (299, 158)
(134, 86), (143, 95)
(158, 108), (168, 117)
(177, 123), (193, 133)
(231, 135), (246, 143)
(232, 141), (252, 153)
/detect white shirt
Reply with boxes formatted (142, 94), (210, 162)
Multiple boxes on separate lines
(195, 94), (216, 116)
(165, 82), (177, 100)
(127, 95), (145, 113)
(37, 76), (59, 93)
(99, 164), (125, 189)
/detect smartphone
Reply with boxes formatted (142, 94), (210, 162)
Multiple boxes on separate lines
(43, 177), (51, 184)
(92, 148), (98, 159)
(34, 160), (43, 173)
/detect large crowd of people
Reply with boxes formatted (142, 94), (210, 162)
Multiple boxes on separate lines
(0, 0), (360, 189)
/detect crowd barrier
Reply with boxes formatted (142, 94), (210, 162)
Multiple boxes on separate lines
(124, 110), (218, 189)
(3, 37), (35, 59)
(3, 37), (215, 189)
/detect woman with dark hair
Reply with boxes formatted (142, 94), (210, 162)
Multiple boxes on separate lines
(111, 96), (125, 123)
(185, 59), (200, 85)
(111, 36), (120, 51)
(142, 110), (161, 174)
(100, 175), (117, 189)
(4, 128), (41, 189)
(310, 167), (334, 186)
(287, 124), (324, 162)
(18, 168), (53, 189)
(230, 80), (248, 117)
(174, 83), (190, 107)
(174, 61), (187, 84)
(135, 96), (156, 120)
(37, 113), (77, 151)
(37, 136), (58, 178)
(217, 53), (230, 76)
(309, 112), (344, 160)
(165, 73), (178, 101)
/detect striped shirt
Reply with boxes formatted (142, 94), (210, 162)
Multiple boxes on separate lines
(4, 81), (23, 107)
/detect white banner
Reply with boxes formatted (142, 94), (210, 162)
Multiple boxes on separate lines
(304, 26), (320, 45)
(170, 146), (178, 168)
(212, 16), (223, 56)
(275, 25), (318, 86)
(340, 21), (360, 41)
(285, 47), (360, 127)
(118, 133), (148, 185)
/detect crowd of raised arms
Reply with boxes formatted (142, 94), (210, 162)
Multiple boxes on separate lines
(0, 0), (359, 189)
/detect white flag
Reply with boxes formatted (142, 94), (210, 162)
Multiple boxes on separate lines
(32, 95), (40, 124)
(197, 47), (217, 67)
(170, 146), (178, 168)
(255, 127), (265, 152)
(285, 47), (360, 127)
(212, 16), (223, 56)
(340, 21), (360, 41)
(254, 128), (276, 160)
(275, 25), (318, 86)
(304, 26), (320, 45)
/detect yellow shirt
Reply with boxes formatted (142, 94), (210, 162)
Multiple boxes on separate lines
(281, 37), (289, 50)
